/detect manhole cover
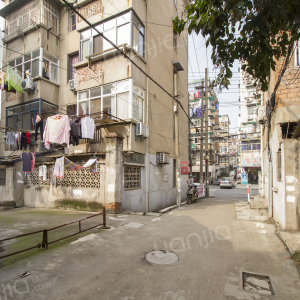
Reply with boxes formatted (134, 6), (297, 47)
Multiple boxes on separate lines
(241, 272), (274, 295)
(145, 250), (179, 265)
(122, 222), (145, 229)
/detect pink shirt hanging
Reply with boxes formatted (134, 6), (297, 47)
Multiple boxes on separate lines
(43, 115), (71, 149)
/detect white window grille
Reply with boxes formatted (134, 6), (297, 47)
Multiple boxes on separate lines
(124, 166), (141, 190)
(4, 0), (59, 42)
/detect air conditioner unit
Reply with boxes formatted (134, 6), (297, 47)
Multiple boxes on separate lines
(136, 122), (149, 138)
(157, 152), (170, 165)
(22, 79), (33, 91)
(69, 79), (76, 91)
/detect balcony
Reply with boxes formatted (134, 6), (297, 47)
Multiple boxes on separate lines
(3, 0), (60, 43)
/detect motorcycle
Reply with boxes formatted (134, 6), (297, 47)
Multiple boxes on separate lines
(186, 182), (198, 204)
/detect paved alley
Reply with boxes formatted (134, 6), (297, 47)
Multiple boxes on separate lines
(0, 188), (299, 300)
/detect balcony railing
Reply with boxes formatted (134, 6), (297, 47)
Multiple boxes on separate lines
(79, 128), (101, 145)
(4, 0), (59, 42)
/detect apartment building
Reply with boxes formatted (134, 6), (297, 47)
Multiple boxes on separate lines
(259, 44), (300, 230)
(218, 114), (230, 175)
(188, 80), (219, 184)
(0, 0), (189, 213)
(228, 133), (239, 176)
(238, 69), (262, 184)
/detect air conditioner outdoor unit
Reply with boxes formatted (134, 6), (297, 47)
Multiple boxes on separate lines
(69, 79), (76, 91)
(136, 122), (149, 138)
(157, 152), (170, 165)
(22, 79), (33, 91)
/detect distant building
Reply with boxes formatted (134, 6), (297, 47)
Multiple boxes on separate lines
(218, 114), (230, 174)
(189, 80), (219, 184)
(238, 69), (262, 184)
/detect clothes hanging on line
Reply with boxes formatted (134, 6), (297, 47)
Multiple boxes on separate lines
(20, 132), (28, 150)
(64, 157), (97, 173)
(6, 132), (16, 145)
(35, 120), (44, 141)
(54, 156), (64, 179)
(53, 156), (97, 179)
(31, 153), (35, 173)
(21, 152), (33, 172)
(39, 165), (47, 181)
(69, 117), (81, 146)
(43, 115), (71, 149)
(81, 117), (95, 139)
(25, 132), (30, 144)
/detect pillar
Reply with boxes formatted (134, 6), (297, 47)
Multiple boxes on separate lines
(104, 134), (124, 213)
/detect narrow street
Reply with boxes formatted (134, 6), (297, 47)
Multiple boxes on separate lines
(1, 188), (299, 300)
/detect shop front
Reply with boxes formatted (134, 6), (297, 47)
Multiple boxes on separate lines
(240, 157), (261, 185)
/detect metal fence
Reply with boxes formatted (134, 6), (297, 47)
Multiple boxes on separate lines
(0, 207), (109, 260)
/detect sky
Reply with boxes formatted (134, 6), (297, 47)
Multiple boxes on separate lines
(188, 33), (240, 133)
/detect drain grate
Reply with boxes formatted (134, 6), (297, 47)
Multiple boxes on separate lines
(145, 250), (179, 265)
(241, 271), (274, 295)
(122, 222), (146, 229)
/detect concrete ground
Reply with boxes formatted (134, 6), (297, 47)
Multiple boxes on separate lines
(0, 187), (300, 300)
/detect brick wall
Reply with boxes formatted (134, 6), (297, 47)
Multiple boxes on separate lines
(76, 61), (102, 83)
(78, 0), (103, 22)
(7, 91), (22, 102)
(275, 54), (300, 107)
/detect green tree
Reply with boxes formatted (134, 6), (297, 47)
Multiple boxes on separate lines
(174, 0), (300, 91)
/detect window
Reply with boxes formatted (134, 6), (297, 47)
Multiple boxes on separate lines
(124, 166), (141, 190)
(0, 169), (6, 186)
(295, 40), (300, 66)
(69, 54), (79, 80)
(77, 79), (144, 122)
(173, 159), (176, 187)
(79, 10), (144, 61)
(68, 11), (76, 32)
(8, 48), (59, 83)
(6, 100), (58, 131)
(277, 148), (282, 181)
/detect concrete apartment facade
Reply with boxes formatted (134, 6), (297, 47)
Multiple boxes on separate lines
(188, 80), (220, 184)
(259, 46), (300, 231)
(0, 0), (189, 213)
(238, 69), (262, 185)
(218, 114), (230, 175)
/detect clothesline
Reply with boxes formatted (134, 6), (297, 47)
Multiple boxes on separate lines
(0, 126), (34, 133)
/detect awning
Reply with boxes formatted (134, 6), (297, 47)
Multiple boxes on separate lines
(0, 0), (28, 18)
(172, 61), (184, 71)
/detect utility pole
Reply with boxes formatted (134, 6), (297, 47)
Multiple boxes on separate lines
(174, 72), (181, 208)
(188, 94), (193, 182)
(200, 81), (204, 184)
(205, 68), (209, 197)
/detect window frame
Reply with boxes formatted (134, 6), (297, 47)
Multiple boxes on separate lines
(6, 99), (58, 132)
(295, 40), (300, 67)
(77, 79), (144, 123)
(8, 48), (59, 84)
(79, 10), (144, 61)
(0, 169), (6, 186)
(277, 147), (282, 182)
(124, 165), (141, 190)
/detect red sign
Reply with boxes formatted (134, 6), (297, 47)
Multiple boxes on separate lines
(181, 161), (189, 175)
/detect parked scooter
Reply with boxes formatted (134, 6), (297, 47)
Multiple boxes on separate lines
(186, 182), (198, 204)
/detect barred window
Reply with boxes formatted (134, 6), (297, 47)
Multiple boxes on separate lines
(124, 166), (140, 190)
(0, 169), (6, 186)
